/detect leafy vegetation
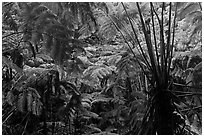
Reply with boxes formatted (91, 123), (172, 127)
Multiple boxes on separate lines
(2, 2), (202, 135)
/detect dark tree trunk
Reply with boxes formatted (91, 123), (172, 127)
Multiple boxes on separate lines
(156, 90), (174, 135)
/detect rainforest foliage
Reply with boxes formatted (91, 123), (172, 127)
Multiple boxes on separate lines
(2, 2), (202, 135)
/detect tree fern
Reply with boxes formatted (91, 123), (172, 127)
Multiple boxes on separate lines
(18, 2), (89, 66)
(103, 2), (200, 134)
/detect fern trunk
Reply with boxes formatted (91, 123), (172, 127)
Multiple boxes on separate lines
(155, 89), (174, 134)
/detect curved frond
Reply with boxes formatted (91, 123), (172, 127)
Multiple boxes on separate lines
(179, 2), (201, 20)
(83, 65), (115, 88)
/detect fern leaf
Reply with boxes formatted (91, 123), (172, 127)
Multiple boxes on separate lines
(83, 65), (115, 88)
(2, 56), (23, 74)
(6, 91), (15, 105)
(193, 62), (202, 71)
(28, 87), (41, 99)
(32, 100), (37, 115)
(98, 68), (107, 77)
(83, 110), (99, 119)
(77, 56), (94, 66)
(107, 54), (122, 65)
(179, 3), (200, 20)
(190, 22), (202, 37)
(82, 102), (91, 110)
(36, 100), (43, 116)
(187, 11), (202, 23)
(27, 89), (33, 112)
(18, 92), (27, 112)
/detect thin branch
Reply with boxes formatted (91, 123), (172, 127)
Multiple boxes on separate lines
(136, 2), (159, 86)
(22, 114), (30, 135)
(99, 7), (153, 85)
(150, 3), (160, 74)
(168, 3), (178, 75)
(2, 108), (16, 124)
(177, 94), (201, 97)
(160, 2), (165, 83)
(181, 106), (201, 112)
(198, 2), (202, 11)
(113, 15), (146, 67)
(165, 2), (172, 83)
(173, 83), (202, 89)
(121, 2), (152, 71)
(168, 90), (202, 95)
(170, 92), (192, 109)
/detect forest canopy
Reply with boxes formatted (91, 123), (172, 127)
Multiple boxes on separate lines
(2, 2), (202, 135)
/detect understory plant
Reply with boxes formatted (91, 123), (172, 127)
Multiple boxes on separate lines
(99, 2), (201, 134)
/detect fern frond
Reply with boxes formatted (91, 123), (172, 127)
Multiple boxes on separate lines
(191, 12), (202, 24)
(18, 92), (27, 112)
(3, 11), (18, 31)
(188, 10), (202, 21)
(116, 52), (142, 78)
(99, 17), (118, 39)
(190, 22), (202, 37)
(27, 89), (33, 112)
(2, 56), (23, 74)
(83, 65), (115, 88)
(179, 2), (200, 20)
(6, 91), (15, 105)
(36, 100), (43, 116)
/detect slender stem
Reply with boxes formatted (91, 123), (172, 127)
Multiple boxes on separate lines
(150, 3), (160, 74)
(121, 2), (152, 71)
(198, 2), (202, 11)
(151, 3), (164, 79)
(177, 94), (201, 97)
(168, 90), (202, 95)
(170, 92), (192, 108)
(160, 2), (165, 84)
(114, 15), (145, 66)
(3, 112), (14, 124)
(173, 83), (201, 89)
(22, 114), (30, 135)
(151, 4), (162, 30)
(168, 3), (178, 75)
(181, 106), (201, 112)
(165, 2), (172, 84)
(100, 7), (153, 85)
(136, 2), (159, 86)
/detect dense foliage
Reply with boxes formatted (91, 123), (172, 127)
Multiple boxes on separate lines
(2, 2), (202, 135)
